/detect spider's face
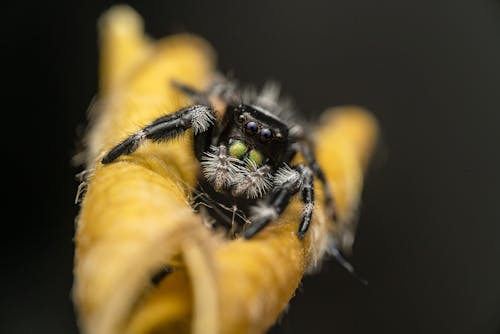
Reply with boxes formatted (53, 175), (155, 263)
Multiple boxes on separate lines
(223, 104), (289, 168)
(200, 104), (290, 199)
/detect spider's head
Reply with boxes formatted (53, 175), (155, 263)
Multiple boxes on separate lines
(223, 104), (289, 168)
(201, 104), (291, 199)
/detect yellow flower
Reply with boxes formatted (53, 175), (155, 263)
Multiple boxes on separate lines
(72, 5), (379, 334)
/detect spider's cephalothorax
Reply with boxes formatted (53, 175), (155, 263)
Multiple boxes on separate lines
(101, 79), (336, 239)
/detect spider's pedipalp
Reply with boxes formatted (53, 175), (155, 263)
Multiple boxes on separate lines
(201, 145), (242, 191)
(231, 160), (272, 199)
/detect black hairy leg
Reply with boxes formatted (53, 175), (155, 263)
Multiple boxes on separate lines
(243, 164), (314, 239)
(102, 104), (215, 164)
(295, 140), (365, 280)
(298, 141), (337, 221)
(288, 125), (337, 222)
(297, 165), (314, 238)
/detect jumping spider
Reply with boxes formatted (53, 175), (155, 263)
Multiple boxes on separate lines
(102, 79), (336, 240)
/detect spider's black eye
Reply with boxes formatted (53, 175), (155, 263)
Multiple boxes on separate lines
(238, 114), (245, 123)
(245, 121), (258, 135)
(259, 128), (273, 143)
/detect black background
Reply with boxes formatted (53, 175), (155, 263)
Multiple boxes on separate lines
(4, 1), (500, 333)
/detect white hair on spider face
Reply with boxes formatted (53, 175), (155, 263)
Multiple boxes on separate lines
(200, 145), (242, 191)
(231, 160), (273, 199)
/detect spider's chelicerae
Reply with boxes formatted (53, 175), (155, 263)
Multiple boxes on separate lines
(102, 79), (336, 240)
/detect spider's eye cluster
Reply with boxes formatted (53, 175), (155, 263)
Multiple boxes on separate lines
(242, 120), (273, 143)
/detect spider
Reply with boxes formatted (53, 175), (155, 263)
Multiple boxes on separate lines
(101, 78), (336, 240)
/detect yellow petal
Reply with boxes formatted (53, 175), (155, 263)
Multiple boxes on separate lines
(72, 5), (379, 334)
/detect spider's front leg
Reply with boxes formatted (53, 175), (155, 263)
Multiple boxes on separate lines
(298, 141), (336, 221)
(289, 125), (337, 222)
(101, 104), (215, 164)
(243, 164), (314, 239)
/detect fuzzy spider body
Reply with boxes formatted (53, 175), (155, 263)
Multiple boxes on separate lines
(102, 80), (336, 239)
(195, 103), (297, 236)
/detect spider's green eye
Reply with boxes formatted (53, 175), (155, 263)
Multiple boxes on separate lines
(229, 140), (248, 158)
(248, 149), (264, 166)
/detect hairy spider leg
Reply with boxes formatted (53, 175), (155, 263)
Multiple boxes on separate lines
(193, 118), (216, 161)
(297, 141), (337, 221)
(101, 104), (215, 164)
(288, 133), (363, 281)
(243, 164), (314, 239)
(297, 165), (314, 238)
(287, 128), (337, 222)
(171, 80), (241, 161)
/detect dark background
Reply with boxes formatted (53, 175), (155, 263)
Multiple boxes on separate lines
(4, 1), (500, 333)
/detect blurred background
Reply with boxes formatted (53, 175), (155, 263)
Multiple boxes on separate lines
(3, 1), (500, 333)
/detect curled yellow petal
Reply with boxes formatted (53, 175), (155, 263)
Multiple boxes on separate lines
(72, 5), (379, 334)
